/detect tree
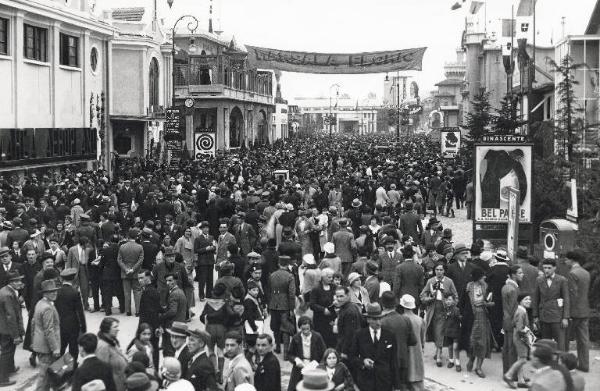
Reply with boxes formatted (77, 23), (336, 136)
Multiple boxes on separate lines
(464, 89), (492, 146)
(493, 93), (524, 134)
(549, 55), (585, 166)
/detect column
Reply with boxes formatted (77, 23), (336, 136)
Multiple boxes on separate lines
(50, 21), (60, 127)
(216, 104), (225, 150)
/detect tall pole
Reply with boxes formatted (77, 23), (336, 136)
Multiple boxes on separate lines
(170, 15), (200, 109)
(396, 72), (400, 141)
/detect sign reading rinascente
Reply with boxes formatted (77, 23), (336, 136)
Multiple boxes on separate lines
(246, 46), (427, 74)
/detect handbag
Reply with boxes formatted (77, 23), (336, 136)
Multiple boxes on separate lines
(47, 352), (75, 387)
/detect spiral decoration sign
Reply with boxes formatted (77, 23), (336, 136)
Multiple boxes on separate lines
(194, 131), (216, 158)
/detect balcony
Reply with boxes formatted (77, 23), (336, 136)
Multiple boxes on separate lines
(174, 64), (274, 106)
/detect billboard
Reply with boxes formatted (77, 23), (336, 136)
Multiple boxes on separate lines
(194, 131), (216, 158)
(475, 144), (532, 223)
(441, 128), (460, 158)
(507, 187), (520, 261)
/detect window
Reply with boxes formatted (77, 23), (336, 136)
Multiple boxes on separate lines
(24, 24), (47, 62)
(90, 47), (98, 72)
(148, 58), (159, 108)
(60, 33), (78, 67)
(0, 18), (8, 55)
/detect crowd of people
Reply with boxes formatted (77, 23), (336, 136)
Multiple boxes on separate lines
(0, 133), (591, 391)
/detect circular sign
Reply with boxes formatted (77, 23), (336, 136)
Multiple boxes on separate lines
(544, 233), (555, 251)
(195, 133), (214, 151)
(184, 98), (194, 108)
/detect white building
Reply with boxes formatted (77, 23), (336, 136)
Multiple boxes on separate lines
(272, 102), (289, 141)
(0, 0), (114, 174)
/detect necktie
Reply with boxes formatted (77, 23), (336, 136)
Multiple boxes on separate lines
(373, 330), (378, 344)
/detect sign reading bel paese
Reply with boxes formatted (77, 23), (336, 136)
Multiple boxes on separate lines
(246, 46), (427, 74)
(475, 144), (532, 223)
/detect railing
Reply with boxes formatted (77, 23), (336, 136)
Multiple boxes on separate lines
(0, 128), (97, 168)
(174, 64), (273, 97)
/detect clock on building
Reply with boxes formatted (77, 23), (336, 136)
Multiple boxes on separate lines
(184, 98), (194, 108)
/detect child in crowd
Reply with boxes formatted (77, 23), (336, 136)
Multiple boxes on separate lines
(443, 293), (462, 371)
(126, 323), (155, 369)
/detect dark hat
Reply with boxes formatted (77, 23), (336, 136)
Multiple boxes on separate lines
(380, 291), (397, 309)
(247, 280), (260, 291)
(141, 228), (153, 237)
(470, 243), (482, 256)
(365, 302), (384, 318)
(60, 268), (78, 279)
(0, 247), (10, 257)
(6, 270), (24, 282)
(383, 236), (395, 245)
(278, 255), (291, 266)
(199, 221), (209, 228)
(471, 268), (485, 282)
(41, 279), (59, 292)
(125, 373), (151, 391)
(338, 217), (348, 226)
(166, 322), (188, 337)
(452, 243), (469, 257)
(427, 217), (440, 228)
(516, 246), (529, 259)
(163, 246), (176, 257)
(12, 217), (22, 226)
(442, 228), (453, 239)
(366, 261), (378, 275)
(211, 283), (228, 299)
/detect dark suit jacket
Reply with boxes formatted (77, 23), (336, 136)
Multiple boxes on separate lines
(568, 264), (590, 318)
(55, 283), (86, 336)
(0, 261), (23, 289)
(186, 350), (218, 391)
(268, 268), (296, 311)
(394, 260), (424, 303)
(139, 285), (163, 331)
(532, 273), (570, 323)
(140, 240), (159, 271)
(71, 355), (116, 391)
(378, 251), (402, 286)
(446, 261), (476, 303)
(99, 221), (116, 242)
(399, 212), (423, 245)
(350, 327), (398, 391)
(177, 345), (192, 379)
(194, 234), (216, 265)
(254, 352), (281, 391)
(380, 311), (416, 372)
(0, 285), (24, 338)
(160, 287), (187, 327)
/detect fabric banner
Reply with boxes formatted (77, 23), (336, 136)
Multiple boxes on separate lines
(474, 144), (532, 223)
(246, 46), (427, 74)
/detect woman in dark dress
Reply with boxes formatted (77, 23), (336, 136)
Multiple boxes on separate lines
(287, 316), (327, 391)
(317, 348), (355, 391)
(309, 268), (337, 347)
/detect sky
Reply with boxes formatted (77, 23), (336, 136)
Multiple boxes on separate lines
(98, 0), (597, 103)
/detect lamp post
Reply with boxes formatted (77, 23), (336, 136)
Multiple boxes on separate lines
(328, 83), (340, 136)
(171, 14), (199, 109)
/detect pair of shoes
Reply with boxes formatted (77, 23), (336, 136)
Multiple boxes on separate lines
(0, 380), (16, 387)
(447, 362), (454, 368)
(455, 364), (461, 372)
(126, 312), (132, 316)
(105, 310), (112, 315)
(517, 382), (529, 388)
(436, 360), (442, 367)
(135, 313), (139, 317)
(503, 375), (517, 389)
(29, 355), (36, 368)
(475, 369), (486, 378)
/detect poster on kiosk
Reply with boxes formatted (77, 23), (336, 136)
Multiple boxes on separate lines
(441, 128), (460, 158)
(474, 144), (532, 223)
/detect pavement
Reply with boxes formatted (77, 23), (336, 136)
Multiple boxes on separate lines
(11, 207), (600, 390)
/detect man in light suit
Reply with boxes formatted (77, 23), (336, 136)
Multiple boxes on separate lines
(332, 218), (356, 278)
(66, 236), (91, 310)
(532, 258), (570, 352)
(0, 271), (25, 387)
(32, 279), (61, 391)
(378, 237), (402, 288)
(216, 219), (237, 266)
(117, 228), (144, 316)
(565, 249), (590, 372)
(223, 332), (253, 391)
(234, 213), (257, 257)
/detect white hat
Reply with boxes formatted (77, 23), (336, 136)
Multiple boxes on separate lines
(400, 294), (416, 309)
(302, 254), (315, 265)
(286, 203), (294, 211)
(347, 272), (361, 285)
(480, 251), (493, 262)
(379, 281), (391, 297)
(323, 242), (335, 254)
(234, 384), (257, 391)
(81, 380), (106, 391)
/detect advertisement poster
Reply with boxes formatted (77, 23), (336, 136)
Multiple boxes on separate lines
(507, 187), (520, 261)
(441, 128), (460, 158)
(194, 132), (216, 158)
(475, 144), (532, 223)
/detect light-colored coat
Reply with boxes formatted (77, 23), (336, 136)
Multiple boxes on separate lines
(31, 297), (61, 354)
(405, 311), (426, 383)
(223, 353), (254, 391)
(96, 335), (128, 391)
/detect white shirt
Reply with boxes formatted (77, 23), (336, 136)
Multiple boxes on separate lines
(3, 262), (11, 272)
(370, 327), (380, 343)
(175, 343), (187, 359)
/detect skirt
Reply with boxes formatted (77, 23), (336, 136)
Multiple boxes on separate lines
(470, 307), (492, 359)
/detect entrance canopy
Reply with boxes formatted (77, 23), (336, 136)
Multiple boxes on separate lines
(246, 46), (426, 74)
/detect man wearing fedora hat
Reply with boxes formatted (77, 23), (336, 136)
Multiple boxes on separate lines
(420, 217), (442, 250)
(0, 271), (25, 386)
(399, 295), (426, 391)
(185, 328), (218, 391)
(350, 302), (398, 391)
(32, 279), (61, 391)
(487, 249), (511, 348)
(0, 246), (23, 289)
(165, 322), (191, 378)
(55, 268), (86, 364)
(446, 243), (475, 305)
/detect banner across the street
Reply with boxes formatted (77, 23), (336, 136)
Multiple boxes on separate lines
(246, 46), (427, 74)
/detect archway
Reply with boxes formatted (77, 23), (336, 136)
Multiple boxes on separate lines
(257, 110), (268, 145)
(229, 106), (244, 148)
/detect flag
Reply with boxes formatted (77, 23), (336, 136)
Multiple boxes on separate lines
(469, 1), (484, 15)
(516, 0), (535, 40)
(516, 0), (535, 16)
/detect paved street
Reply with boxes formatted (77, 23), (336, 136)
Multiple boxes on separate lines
(12, 209), (599, 390)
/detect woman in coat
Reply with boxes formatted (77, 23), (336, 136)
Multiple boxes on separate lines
(419, 262), (458, 367)
(287, 316), (327, 391)
(401, 294), (426, 391)
(294, 210), (315, 256)
(504, 293), (533, 388)
(96, 317), (128, 391)
(309, 268), (337, 348)
(347, 272), (370, 313)
(174, 227), (195, 308)
(317, 348), (355, 391)
(465, 268), (494, 378)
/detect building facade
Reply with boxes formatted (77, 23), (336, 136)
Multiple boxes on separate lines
(295, 96), (379, 135)
(0, 0), (114, 174)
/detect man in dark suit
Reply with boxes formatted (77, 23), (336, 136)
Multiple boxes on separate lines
(335, 286), (363, 359)
(138, 269), (162, 369)
(194, 221), (216, 300)
(160, 274), (188, 357)
(350, 303), (398, 391)
(140, 228), (159, 272)
(0, 247), (23, 289)
(0, 271), (25, 387)
(378, 237), (402, 287)
(71, 333), (116, 391)
(445, 243), (475, 304)
(487, 250), (511, 347)
(98, 213), (116, 242)
(254, 334), (281, 391)
(55, 268), (86, 364)
(394, 251), (424, 306)
(398, 203), (423, 245)
(532, 258), (570, 352)
(379, 292), (416, 389)
(99, 236), (124, 315)
(185, 328), (218, 391)
(165, 322), (191, 377)
(268, 255), (296, 355)
(565, 249), (590, 372)
(515, 247), (539, 297)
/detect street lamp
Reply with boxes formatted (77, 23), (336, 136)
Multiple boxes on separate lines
(171, 14), (200, 109)
(329, 83), (340, 136)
